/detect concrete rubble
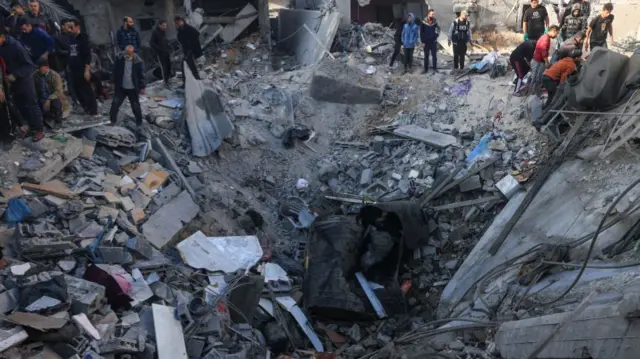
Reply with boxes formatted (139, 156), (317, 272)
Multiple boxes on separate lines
(2, 1), (640, 358)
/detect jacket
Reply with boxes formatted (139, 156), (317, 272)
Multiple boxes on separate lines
(116, 26), (141, 52)
(393, 18), (405, 43)
(24, 12), (54, 34)
(112, 52), (145, 92)
(20, 27), (54, 61)
(33, 70), (69, 112)
(562, 13), (586, 38)
(543, 56), (576, 83)
(177, 23), (202, 58)
(0, 36), (34, 80)
(420, 17), (440, 43)
(532, 33), (551, 62)
(4, 13), (22, 36)
(149, 26), (170, 56)
(68, 32), (91, 71)
(401, 15), (419, 49)
(448, 18), (472, 44)
(557, 33), (584, 59)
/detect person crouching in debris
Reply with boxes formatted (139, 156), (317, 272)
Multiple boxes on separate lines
(0, 30), (44, 141)
(67, 19), (98, 117)
(557, 31), (586, 60)
(33, 58), (69, 126)
(526, 25), (559, 96)
(448, 10), (472, 73)
(420, 9), (440, 74)
(586, 3), (614, 51)
(541, 49), (581, 109)
(110, 45), (144, 127)
(0, 56), (26, 143)
(401, 13), (419, 74)
(509, 39), (536, 95)
(19, 18), (53, 63)
(175, 16), (202, 82)
(389, 17), (404, 68)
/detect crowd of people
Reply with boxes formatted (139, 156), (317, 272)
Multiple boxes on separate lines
(0, 0), (203, 144)
(390, 10), (473, 74)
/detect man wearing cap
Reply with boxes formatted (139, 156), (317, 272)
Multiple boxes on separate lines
(19, 17), (54, 62)
(0, 31), (44, 141)
(523, 0), (549, 41)
(116, 16), (141, 53)
(448, 10), (472, 72)
(33, 57), (69, 125)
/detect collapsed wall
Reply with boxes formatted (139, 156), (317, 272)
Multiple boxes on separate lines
(309, 59), (385, 104)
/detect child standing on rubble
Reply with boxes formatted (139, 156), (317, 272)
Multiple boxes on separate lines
(401, 13), (419, 74)
(585, 3), (614, 50)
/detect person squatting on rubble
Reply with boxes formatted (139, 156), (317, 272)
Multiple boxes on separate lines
(0, 30), (44, 141)
(420, 9), (440, 74)
(19, 18), (53, 63)
(585, 3), (614, 50)
(150, 20), (172, 85)
(510, 39), (536, 95)
(557, 31), (586, 59)
(541, 49), (581, 108)
(527, 25), (559, 96)
(90, 47), (111, 101)
(175, 16), (202, 81)
(523, 0), (549, 42)
(110, 45), (145, 127)
(116, 16), (141, 53)
(67, 19), (99, 117)
(389, 16), (405, 68)
(0, 52), (26, 143)
(401, 13), (418, 74)
(25, 0), (55, 35)
(33, 57), (69, 125)
(448, 10), (472, 72)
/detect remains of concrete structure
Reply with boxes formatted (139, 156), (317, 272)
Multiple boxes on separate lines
(310, 59), (384, 104)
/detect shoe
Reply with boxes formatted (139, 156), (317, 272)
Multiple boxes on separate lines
(433, 69), (439, 74)
(421, 69), (428, 74)
(17, 126), (28, 138)
(32, 131), (45, 142)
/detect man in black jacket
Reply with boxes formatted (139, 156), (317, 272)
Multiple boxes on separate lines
(109, 45), (144, 126)
(0, 31), (44, 141)
(174, 16), (201, 81)
(389, 17), (404, 68)
(67, 19), (98, 116)
(150, 20), (171, 84)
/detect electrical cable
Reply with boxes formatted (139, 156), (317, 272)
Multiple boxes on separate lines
(529, 178), (640, 306)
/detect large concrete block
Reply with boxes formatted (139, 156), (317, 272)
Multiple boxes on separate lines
(310, 59), (384, 104)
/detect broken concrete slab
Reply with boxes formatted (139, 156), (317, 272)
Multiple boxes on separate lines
(458, 175), (482, 192)
(310, 59), (383, 104)
(219, 3), (258, 43)
(152, 304), (188, 359)
(86, 126), (136, 148)
(143, 191), (200, 249)
(393, 125), (458, 149)
(278, 9), (341, 67)
(20, 137), (83, 184)
(183, 63), (234, 157)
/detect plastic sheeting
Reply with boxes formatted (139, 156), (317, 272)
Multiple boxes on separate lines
(176, 231), (263, 273)
(565, 48), (629, 109)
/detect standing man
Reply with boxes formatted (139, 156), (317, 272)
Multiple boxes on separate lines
(0, 31), (44, 141)
(174, 16), (202, 81)
(150, 20), (172, 85)
(5, 1), (25, 36)
(561, 4), (587, 40)
(110, 45), (144, 127)
(448, 10), (472, 72)
(523, 0), (549, 41)
(509, 39), (537, 94)
(389, 16), (404, 68)
(67, 19), (98, 117)
(527, 25), (559, 95)
(25, 0), (55, 35)
(585, 3), (613, 50)
(33, 58), (69, 124)
(116, 16), (141, 53)
(420, 9), (440, 74)
(19, 18), (54, 62)
(401, 13), (418, 74)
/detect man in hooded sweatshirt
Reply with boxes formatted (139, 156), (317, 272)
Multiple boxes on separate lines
(561, 3), (587, 40)
(389, 16), (405, 68)
(420, 9), (440, 74)
(19, 18), (53, 62)
(401, 13), (418, 74)
(448, 10), (472, 72)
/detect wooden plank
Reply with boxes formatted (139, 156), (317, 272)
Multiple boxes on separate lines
(152, 304), (188, 359)
(22, 180), (76, 199)
(393, 125), (457, 148)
